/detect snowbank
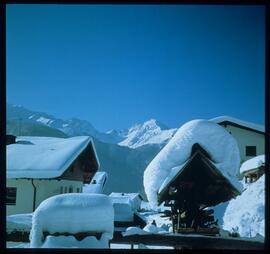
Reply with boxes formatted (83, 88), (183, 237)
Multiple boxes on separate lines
(240, 155), (265, 174)
(30, 193), (114, 248)
(7, 136), (99, 179)
(7, 213), (32, 233)
(144, 119), (241, 205)
(223, 175), (265, 237)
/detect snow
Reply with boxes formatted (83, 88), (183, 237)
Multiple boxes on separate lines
(144, 119), (242, 205)
(30, 193), (114, 248)
(7, 136), (99, 179)
(7, 213), (32, 233)
(223, 175), (265, 238)
(210, 116), (265, 133)
(122, 223), (168, 237)
(118, 119), (177, 149)
(28, 115), (35, 119)
(122, 227), (149, 236)
(109, 192), (142, 211)
(112, 203), (134, 222)
(240, 155), (265, 174)
(158, 163), (187, 195)
(36, 116), (54, 125)
(83, 171), (108, 194)
(40, 233), (112, 248)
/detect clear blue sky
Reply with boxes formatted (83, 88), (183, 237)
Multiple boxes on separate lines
(7, 4), (265, 132)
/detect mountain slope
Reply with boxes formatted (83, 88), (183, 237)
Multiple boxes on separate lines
(7, 119), (68, 138)
(93, 138), (162, 198)
(7, 104), (176, 148)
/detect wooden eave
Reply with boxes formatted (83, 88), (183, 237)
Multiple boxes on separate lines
(59, 142), (99, 183)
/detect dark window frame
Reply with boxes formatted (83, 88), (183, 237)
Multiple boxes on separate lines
(7, 187), (17, 205)
(246, 146), (257, 156)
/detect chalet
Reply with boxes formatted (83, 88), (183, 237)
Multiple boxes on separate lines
(210, 116), (265, 162)
(6, 135), (100, 215)
(240, 154), (265, 183)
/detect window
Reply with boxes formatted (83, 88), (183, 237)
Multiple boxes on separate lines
(60, 186), (63, 194)
(246, 146), (256, 156)
(69, 186), (73, 193)
(7, 187), (17, 205)
(64, 187), (68, 193)
(76, 188), (80, 193)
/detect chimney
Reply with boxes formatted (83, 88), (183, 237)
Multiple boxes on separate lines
(6, 135), (16, 145)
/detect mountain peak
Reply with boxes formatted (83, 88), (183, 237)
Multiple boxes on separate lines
(142, 119), (169, 130)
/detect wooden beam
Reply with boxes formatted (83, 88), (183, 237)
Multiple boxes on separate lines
(111, 233), (264, 250)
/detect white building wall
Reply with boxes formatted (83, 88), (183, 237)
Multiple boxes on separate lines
(223, 125), (265, 163)
(7, 179), (83, 215)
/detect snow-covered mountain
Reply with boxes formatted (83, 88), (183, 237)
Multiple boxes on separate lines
(7, 104), (176, 148)
(118, 119), (177, 149)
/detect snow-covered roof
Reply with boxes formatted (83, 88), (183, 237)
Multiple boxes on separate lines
(240, 155), (265, 174)
(109, 192), (143, 212)
(210, 116), (265, 133)
(90, 171), (108, 184)
(83, 172), (108, 194)
(144, 119), (242, 206)
(109, 192), (142, 201)
(7, 136), (100, 179)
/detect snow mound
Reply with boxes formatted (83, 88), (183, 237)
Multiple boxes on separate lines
(122, 227), (148, 236)
(223, 175), (265, 238)
(144, 119), (241, 205)
(7, 213), (32, 233)
(240, 155), (265, 174)
(30, 193), (114, 248)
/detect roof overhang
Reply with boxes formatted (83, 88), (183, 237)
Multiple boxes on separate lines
(210, 116), (265, 135)
(158, 144), (240, 206)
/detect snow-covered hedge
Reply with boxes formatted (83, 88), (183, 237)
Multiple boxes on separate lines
(144, 119), (241, 205)
(30, 193), (114, 248)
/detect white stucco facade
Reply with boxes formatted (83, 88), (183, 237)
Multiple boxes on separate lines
(221, 124), (265, 163)
(7, 179), (83, 215)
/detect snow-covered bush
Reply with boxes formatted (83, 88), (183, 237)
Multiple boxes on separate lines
(223, 175), (265, 238)
(30, 193), (114, 248)
(144, 119), (241, 205)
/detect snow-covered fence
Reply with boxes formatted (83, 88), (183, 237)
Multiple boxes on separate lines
(30, 193), (114, 248)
